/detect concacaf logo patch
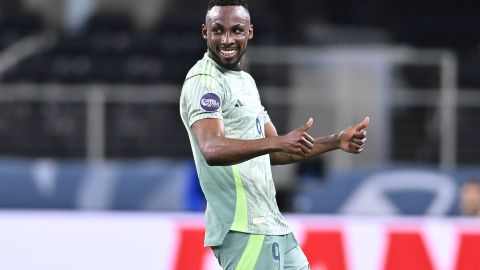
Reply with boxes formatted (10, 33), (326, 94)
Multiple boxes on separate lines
(200, 93), (221, 112)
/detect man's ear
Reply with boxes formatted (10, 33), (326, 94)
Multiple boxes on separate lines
(202, 24), (207, 39)
(248, 24), (254, 40)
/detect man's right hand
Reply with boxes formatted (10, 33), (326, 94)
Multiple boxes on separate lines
(274, 118), (315, 156)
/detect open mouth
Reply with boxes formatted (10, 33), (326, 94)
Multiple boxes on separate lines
(219, 48), (238, 58)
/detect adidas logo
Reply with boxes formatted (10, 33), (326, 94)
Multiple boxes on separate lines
(234, 99), (245, 107)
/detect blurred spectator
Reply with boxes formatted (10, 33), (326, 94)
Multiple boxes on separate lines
(459, 179), (480, 216)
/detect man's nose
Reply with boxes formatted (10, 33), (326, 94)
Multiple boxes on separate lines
(222, 32), (234, 44)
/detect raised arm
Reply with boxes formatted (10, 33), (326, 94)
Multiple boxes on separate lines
(191, 118), (315, 166)
(267, 117), (370, 165)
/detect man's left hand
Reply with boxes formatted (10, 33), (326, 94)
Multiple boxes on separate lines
(338, 117), (369, 154)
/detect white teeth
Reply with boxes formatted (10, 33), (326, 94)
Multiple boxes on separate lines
(220, 49), (237, 57)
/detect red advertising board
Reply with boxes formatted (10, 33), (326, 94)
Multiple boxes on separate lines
(172, 216), (480, 270)
(0, 212), (479, 270)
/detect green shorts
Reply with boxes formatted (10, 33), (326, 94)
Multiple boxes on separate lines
(211, 231), (310, 270)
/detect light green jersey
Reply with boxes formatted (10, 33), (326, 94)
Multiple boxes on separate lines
(180, 53), (290, 247)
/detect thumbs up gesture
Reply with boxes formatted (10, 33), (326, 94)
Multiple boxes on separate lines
(278, 117), (315, 156)
(338, 117), (369, 154)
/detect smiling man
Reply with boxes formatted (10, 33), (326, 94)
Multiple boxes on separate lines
(179, 0), (369, 269)
(203, 3), (250, 71)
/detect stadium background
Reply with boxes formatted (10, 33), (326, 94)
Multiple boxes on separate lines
(0, 0), (479, 269)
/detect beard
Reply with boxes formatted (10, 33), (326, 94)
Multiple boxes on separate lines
(207, 43), (246, 71)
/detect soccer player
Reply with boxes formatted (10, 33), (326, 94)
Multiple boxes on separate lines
(179, 0), (369, 269)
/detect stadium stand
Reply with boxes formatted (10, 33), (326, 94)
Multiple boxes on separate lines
(0, 10), (43, 50)
(0, 1), (479, 165)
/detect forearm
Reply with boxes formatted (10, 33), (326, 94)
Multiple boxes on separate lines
(201, 136), (280, 166)
(194, 118), (316, 166)
(310, 133), (341, 155)
(270, 134), (339, 165)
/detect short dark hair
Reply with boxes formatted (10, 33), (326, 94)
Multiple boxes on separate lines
(208, 0), (248, 10)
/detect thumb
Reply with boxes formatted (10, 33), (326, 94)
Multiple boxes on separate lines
(302, 117), (314, 131)
(354, 116), (370, 130)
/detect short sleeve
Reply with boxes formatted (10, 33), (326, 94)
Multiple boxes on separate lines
(261, 107), (271, 125)
(182, 75), (226, 127)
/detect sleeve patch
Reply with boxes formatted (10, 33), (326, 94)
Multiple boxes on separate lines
(200, 93), (221, 112)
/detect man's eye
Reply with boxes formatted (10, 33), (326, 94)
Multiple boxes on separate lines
(235, 29), (244, 34)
